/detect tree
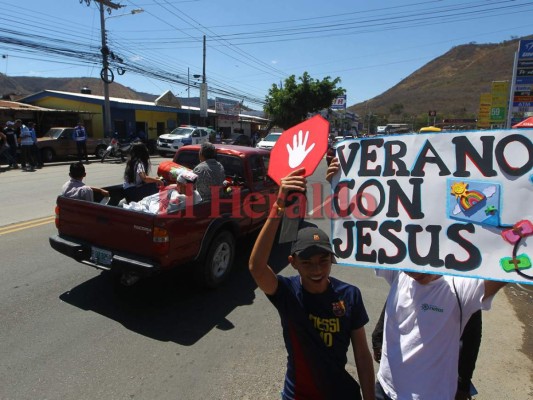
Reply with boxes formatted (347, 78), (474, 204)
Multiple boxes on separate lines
(389, 103), (404, 117)
(264, 72), (344, 129)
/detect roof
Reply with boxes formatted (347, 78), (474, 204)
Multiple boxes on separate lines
(19, 90), (186, 113)
(0, 99), (72, 112)
(19, 90), (268, 121)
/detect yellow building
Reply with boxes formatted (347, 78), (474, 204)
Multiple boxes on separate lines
(21, 90), (187, 140)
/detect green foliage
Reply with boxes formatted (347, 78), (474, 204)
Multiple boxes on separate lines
(264, 72), (344, 129)
(389, 103), (404, 116)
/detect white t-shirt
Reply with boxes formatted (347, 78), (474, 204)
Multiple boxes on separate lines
(376, 270), (493, 400)
(123, 161), (147, 189)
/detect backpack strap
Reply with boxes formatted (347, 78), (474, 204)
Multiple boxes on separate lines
(452, 277), (463, 333)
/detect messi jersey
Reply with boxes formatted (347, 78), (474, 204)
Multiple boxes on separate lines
(267, 276), (369, 400)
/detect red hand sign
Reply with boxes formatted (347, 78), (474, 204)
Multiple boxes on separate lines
(268, 115), (330, 185)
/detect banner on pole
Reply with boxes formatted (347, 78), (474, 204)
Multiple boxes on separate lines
(215, 97), (241, 120)
(331, 95), (347, 110)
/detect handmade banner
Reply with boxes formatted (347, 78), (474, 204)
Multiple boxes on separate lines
(330, 129), (533, 284)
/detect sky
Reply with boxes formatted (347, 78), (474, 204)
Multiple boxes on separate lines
(1, 0), (532, 111)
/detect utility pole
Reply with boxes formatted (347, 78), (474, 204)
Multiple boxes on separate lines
(81, 0), (123, 138)
(199, 35), (208, 124)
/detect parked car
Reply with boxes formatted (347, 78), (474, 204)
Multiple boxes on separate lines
(37, 127), (107, 163)
(231, 134), (253, 146)
(256, 132), (282, 150)
(156, 125), (210, 156)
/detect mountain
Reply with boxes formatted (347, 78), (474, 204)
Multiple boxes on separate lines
(0, 75), (148, 100)
(348, 36), (532, 120)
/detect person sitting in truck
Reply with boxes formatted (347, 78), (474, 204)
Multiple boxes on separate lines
(61, 162), (109, 202)
(123, 169), (202, 214)
(123, 142), (163, 203)
(166, 170), (203, 213)
(193, 142), (225, 201)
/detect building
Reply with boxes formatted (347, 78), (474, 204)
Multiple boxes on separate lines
(20, 90), (269, 141)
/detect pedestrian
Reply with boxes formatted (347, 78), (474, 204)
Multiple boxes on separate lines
(249, 168), (375, 400)
(61, 161), (109, 202)
(16, 119), (36, 171)
(73, 121), (89, 163)
(123, 142), (163, 203)
(371, 303), (482, 400)
(2, 121), (19, 169)
(193, 142), (225, 201)
(327, 157), (507, 400)
(28, 122), (43, 168)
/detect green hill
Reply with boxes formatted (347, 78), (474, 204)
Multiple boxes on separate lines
(348, 36), (532, 122)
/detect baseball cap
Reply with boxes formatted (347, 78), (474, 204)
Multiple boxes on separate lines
(6, 121), (14, 126)
(291, 226), (336, 258)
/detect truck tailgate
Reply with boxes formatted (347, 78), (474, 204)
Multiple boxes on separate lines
(56, 196), (156, 258)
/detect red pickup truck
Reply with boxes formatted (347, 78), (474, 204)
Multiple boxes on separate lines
(49, 144), (278, 288)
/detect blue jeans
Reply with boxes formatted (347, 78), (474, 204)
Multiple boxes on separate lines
(375, 381), (393, 400)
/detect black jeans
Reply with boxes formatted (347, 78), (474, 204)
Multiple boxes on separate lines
(76, 141), (88, 162)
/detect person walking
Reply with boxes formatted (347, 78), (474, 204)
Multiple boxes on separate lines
(249, 168), (375, 400)
(3, 121), (19, 169)
(73, 121), (89, 164)
(16, 120), (35, 171)
(326, 157), (506, 400)
(28, 122), (42, 168)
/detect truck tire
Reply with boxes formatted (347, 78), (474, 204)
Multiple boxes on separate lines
(200, 230), (235, 288)
(95, 145), (107, 160)
(41, 148), (55, 163)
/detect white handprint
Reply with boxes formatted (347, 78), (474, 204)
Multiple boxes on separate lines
(286, 130), (315, 168)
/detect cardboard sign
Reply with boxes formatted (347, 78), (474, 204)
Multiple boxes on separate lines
(330, 129), (533, 284)
(268, 115), (329, 185)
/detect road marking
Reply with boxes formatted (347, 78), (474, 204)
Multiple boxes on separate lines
(0, 216), (55, 235)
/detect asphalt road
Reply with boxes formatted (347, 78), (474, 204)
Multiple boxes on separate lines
(0, 155), (531, 399)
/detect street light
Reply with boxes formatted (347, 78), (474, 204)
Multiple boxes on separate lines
(187, 68), (201, 124)
(106, 8), (144, 19)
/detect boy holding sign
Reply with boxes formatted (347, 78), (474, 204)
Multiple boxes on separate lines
(249, 168), (375, 400)
(327, 157), (507, 400)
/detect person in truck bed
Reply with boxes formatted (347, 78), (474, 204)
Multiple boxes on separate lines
(193, 142), (225, 201)
(123, 142), (163, 203)
(61, 162), (109, 202)
(123, 169), (202, 214)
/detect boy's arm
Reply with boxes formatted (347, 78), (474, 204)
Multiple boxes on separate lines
(351, 327), (376, 400)
(326, 157), (339, 183)
(248, 168), (306, 295)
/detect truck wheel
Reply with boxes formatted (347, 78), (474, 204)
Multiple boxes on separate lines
(95, 145), (107, 159)
(41, 148), (55, 163)
(200, 231), (235, 288)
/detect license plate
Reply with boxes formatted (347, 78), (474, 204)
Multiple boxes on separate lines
(90, 246), (113, 266)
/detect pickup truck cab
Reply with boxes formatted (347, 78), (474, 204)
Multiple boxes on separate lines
(50, 144), (278, 288)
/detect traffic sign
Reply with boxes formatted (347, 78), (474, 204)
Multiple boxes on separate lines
(267, 115), (330, 185)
